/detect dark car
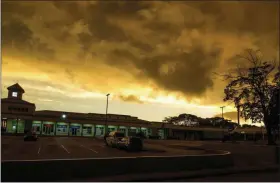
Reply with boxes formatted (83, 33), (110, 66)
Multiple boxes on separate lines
(24, 131), (38, 141)
(117, 136), (143, 151)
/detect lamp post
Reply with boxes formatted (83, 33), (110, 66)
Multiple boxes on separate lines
(61, 114), (67, 136)
(105, 93), (110, 134)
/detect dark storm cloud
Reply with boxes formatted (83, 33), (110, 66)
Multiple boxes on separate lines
(1, 2), (35, 19)
(139, 48), (221, 95)
(2, 18), (33, 48)
(2, 1), (279, 102)
(78, 32), (95, 52)
(2, 11), (55, 60)
(130, 41), (153, 52)
(80, 1), (151, 42)
(201, 2), (279, 34)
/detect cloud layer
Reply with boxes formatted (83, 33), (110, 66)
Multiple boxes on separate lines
(2, 1), (279, 120)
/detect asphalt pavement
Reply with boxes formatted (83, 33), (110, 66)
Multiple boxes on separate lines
(2, 136), (279, 182)
(1, 136), (209, 161)
(145, 139), (278, 167)
(174, 171), (280, 182)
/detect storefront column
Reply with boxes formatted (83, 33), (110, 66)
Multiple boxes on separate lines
(40, 122), (43, 135)
(16, 118), (19, 134)
(126, 127), (129, 136)
(81, 124), (84, 136)
(54, 122), (57, 136)
(93, 125), (96, 137)
(68, 123), (70, 136)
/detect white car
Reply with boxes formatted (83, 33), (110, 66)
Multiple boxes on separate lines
(105, 131), (143, 151)
(105, 131), (126, 147)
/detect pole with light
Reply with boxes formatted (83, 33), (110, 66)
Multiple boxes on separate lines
(105, 93), (110, 135)
(220, 106), (226, 139)
(61, 114), (67, 136)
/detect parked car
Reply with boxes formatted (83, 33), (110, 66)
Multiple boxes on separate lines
(105, 131), (143, 151)
(117, 136), (143, 151)
(105, 131), (125, 147)
(24, 131), (38, 141)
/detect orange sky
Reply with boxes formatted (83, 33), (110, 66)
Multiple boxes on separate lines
(1, 1), (279, 124)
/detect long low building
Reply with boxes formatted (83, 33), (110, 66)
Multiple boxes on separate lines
(1, 83), (264, 140)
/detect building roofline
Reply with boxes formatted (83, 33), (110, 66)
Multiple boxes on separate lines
(7, 83), (25, 93)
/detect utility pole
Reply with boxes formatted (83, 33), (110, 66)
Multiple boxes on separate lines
(220, 106), (225, 119)
(105, 93), (110, 135)
(220, 106), (226, 139)
(237, 105), (240, 126)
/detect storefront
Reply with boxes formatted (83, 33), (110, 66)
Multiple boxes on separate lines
(42, 121), (55, 136)
(148, 128), (153, 137)
(82, 124), (94, 137)
(5, 119), (15, 133)
(128, 127), (137, 136)
(1, 118), (7, 132)
(95, 125), (105, 136)
(32, 121), (42, 134)
(108, 125), (117, 133)
(6, 119), (25, 133)
(140, 127), (148, 137)
(119, 126), (128, 136)
(158, 129), (165, 139)
(69, 123), (81, 136)
(56, 122), (68, 136)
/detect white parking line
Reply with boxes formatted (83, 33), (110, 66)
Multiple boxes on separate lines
(61, 145), (70, 153)
(80, 145), (98, 153)
(37, 147), (41, 154)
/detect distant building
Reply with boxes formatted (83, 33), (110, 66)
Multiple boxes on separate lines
(1, 83), (264, 140)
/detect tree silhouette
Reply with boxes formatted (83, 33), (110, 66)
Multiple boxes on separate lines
(220, 49), (279, 145)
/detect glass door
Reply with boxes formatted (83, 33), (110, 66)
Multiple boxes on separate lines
(43, 124), (53, 135)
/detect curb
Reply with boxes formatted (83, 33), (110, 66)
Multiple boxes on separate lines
(87, 165), (279, 182)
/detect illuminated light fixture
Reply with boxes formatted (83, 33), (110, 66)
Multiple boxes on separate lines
(62, 114), (67, 119)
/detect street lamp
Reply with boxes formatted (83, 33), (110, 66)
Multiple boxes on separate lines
(61, 114), (67, 136)
(105, 93), (110, 134)
(62, 114), (67, 119)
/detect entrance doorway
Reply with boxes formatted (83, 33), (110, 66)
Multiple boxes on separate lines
(70, 126), (81, 136)
(43, 124), (54, 135)
(72, 128), (77, 136)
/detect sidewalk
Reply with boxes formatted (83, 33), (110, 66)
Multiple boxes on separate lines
(79, 164), (279, 182)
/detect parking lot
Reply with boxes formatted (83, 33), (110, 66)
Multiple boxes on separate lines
(2, 136), (277, 166)
(1, 136), (208, 161)
(146, 139), (278, 167)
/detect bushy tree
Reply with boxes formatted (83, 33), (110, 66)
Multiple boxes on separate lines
(221, 49), (279, 145)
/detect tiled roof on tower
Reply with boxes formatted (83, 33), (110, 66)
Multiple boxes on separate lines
(7, 83), (25, 93)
